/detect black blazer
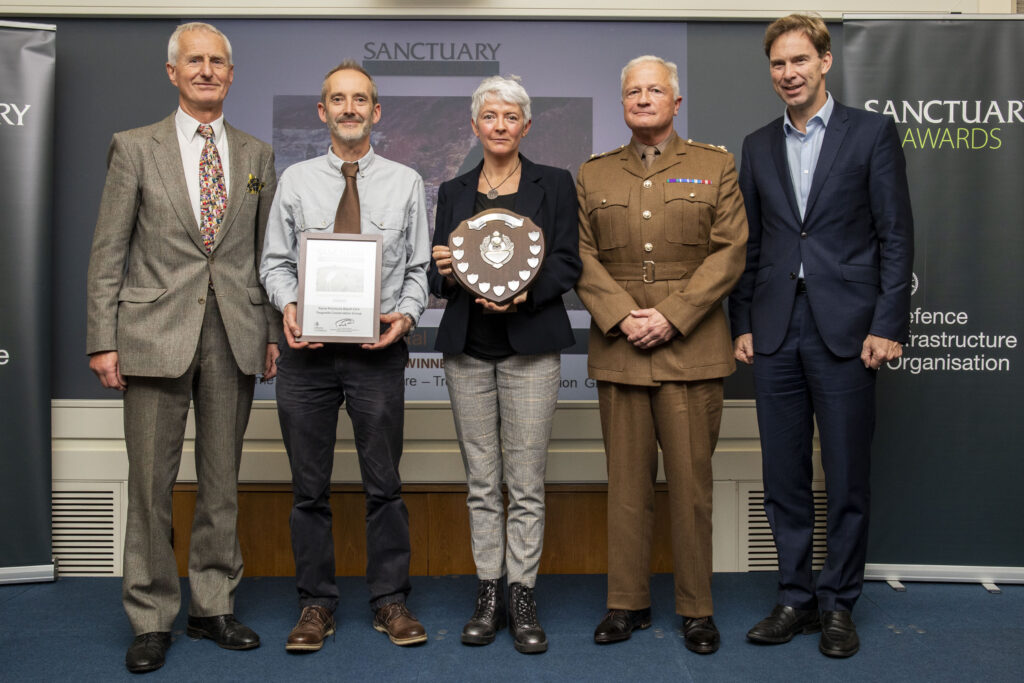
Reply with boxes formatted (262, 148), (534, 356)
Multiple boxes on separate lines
(729, 101), (914, 357)
(429, 155), (581, 355)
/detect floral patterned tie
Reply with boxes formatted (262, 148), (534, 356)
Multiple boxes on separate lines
(197, 124), (226, 253)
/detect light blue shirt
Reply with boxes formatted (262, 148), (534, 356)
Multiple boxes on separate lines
(783, 92), (833, 278)
(260, 146), (430, 323)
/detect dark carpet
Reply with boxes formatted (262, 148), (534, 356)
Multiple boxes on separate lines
(1, 573), (1021, 681)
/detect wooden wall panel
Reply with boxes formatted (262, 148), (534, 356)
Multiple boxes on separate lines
(171, 484), (678, 577)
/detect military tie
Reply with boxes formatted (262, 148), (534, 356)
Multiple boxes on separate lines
(197, 124), (227, 253)
(643, 145), (659, 170)
(334, 162), (360, 233)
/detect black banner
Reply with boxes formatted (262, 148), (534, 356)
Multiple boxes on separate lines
(844, 18), (1024, 572)
(0, 21), (56, 582)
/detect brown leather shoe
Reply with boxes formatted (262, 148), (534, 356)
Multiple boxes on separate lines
(285, 605), (335, 653)
(373, 602), (427, 646)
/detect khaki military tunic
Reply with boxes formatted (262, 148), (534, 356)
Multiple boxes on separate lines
(575, 133), (748, 615)
(576, 134), (748, 385)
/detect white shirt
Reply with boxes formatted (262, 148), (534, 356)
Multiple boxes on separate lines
(174, 107), (231, 227)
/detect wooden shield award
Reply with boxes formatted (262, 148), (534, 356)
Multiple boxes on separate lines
(448, 209), (546, 304)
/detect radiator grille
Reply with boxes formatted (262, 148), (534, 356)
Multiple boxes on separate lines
(743, 485), (827, 572)
(52, 483), (123, 576)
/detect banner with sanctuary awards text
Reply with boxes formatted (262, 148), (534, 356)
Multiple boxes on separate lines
(843, 17), (1024, 572)
(0, 22), (56, 583)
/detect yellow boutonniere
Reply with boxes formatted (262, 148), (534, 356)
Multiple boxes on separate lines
(246, 174), (265, 194)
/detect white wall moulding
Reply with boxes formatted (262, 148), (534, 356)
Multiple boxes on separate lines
(0, 1), (997, 20)
(52, 399), (763, 485)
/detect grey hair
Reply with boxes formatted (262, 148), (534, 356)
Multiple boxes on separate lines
(620, 55), (680, 99)
(168, 22), (233, 65)
(470, 75), (531, 122)
(320, 60), (379, 105)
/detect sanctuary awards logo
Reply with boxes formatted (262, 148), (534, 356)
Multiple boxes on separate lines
(362, 40), (502, 76)
(865, 99), (1024, 151)
(0, 102), (31, 126)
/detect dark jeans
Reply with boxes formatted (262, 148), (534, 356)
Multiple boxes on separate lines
(275, 337), (411, 612)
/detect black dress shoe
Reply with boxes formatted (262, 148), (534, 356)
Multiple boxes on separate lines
(819, 610), (859, 658)
(682, 616), (720, 654)
(594, 607), (652, 644)
(509, 583), (547, 654)
(187, 614), (260, 650)
(125, 632), (171, 673)
(462, 578), (505, 645)
(747, 604), (821, 644)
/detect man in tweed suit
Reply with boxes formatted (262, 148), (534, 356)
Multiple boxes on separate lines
(86, 22), (278, 673)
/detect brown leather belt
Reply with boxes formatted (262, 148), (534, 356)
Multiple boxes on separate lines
(603, 260), (697, 283)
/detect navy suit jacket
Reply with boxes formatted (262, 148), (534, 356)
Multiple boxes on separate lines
(429, 155), (581, 355)
(729, 100), (914, 358)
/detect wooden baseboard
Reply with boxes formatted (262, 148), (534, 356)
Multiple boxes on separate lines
(171, 483), (676, 577)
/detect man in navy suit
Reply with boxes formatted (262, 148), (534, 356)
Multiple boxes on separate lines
(728, 14), (913, 658)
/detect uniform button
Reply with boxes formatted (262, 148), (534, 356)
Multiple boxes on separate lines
(643, 179), (652, 189)
(644, 242), (653, 252)
(642, 210), (652, 219)
(789, 272), (797, 280)
(198, 296), (206, 304)
(689, 192), (696, 198)
(800, 231), (808, 239)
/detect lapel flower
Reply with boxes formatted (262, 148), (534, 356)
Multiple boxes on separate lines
(246, 174), (265, 194)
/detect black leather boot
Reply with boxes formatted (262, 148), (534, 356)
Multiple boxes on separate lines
(461, 579), (505, 645)
(508, 582), (548, 654)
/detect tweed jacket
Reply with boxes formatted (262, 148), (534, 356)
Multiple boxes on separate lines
(86, 113), (278, 377)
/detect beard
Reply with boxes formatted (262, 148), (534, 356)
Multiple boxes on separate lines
(329, 114), (373, 143)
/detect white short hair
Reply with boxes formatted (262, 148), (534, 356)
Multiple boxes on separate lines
(470, 75), (531, 122)
(620, 55), (679, 99)
(168, 22), (233, 65)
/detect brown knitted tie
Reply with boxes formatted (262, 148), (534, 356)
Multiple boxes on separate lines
(334, 161), (360, 233)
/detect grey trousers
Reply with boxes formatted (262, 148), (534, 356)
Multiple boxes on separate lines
(121, 295), (255, 634)
(443, 352), (560, 586)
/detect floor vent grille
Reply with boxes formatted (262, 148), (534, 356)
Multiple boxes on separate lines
(52, 482), (123, 577)
(742, 484), (828, 572)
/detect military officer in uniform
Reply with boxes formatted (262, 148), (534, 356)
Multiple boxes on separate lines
(575, 55), (747, 654)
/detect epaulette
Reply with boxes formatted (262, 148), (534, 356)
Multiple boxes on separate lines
(583, 145), (627, 162)
(684, 138), (729, 154)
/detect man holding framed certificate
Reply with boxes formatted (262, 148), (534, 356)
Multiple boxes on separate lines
(259, 60), (430, 652)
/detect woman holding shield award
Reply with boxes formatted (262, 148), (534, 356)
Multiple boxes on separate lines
(429, 75), (581, 654)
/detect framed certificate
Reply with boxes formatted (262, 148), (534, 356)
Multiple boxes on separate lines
(296, 232), (383, 344)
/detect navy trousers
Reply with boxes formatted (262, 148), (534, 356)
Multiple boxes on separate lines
(752, 291), (876, 612)
(275, 337), (411, 612)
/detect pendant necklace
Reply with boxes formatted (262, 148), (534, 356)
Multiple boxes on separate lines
(482, 159), (521, 200)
